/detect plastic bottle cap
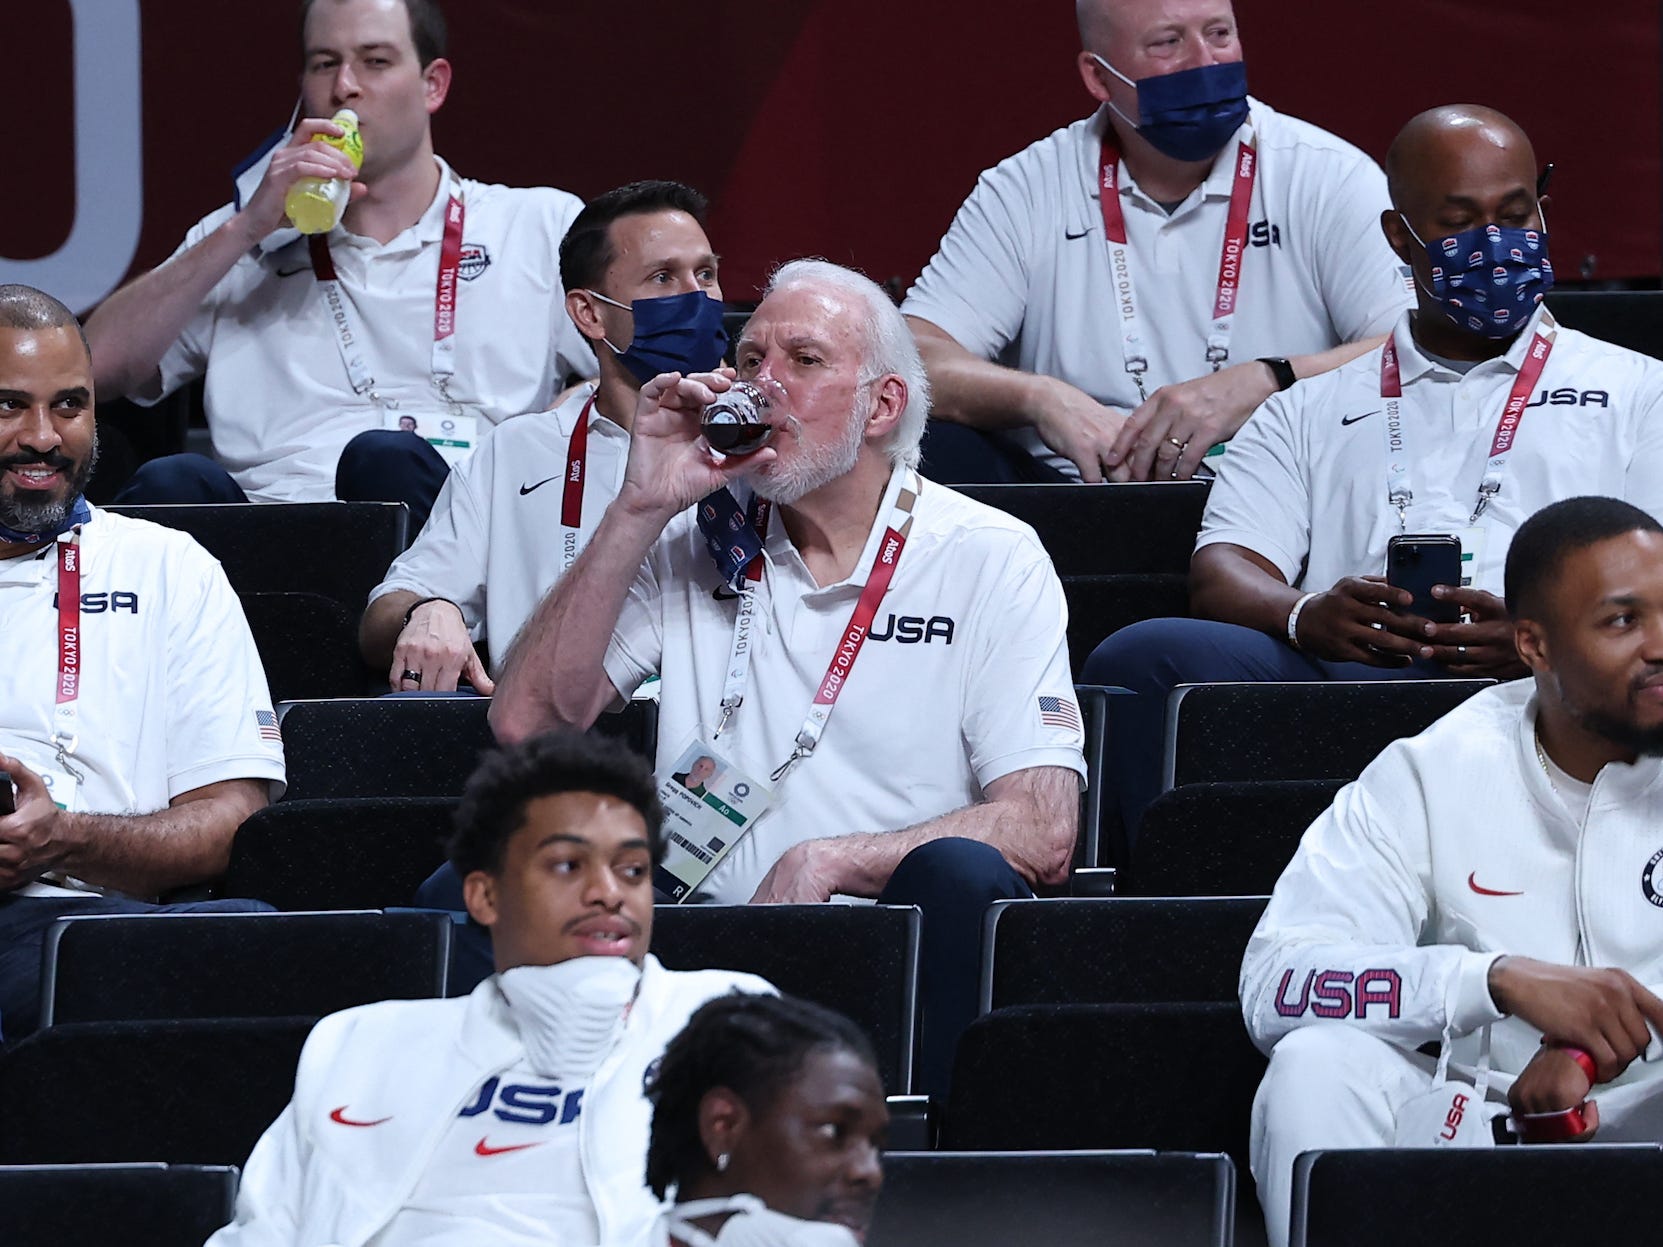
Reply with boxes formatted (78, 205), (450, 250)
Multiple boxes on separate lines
(334, 108), (359, 124)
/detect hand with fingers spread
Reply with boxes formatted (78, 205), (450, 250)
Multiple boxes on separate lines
(1290, 575), (1433, 666)
(1489, 957), (1663, 1083)
(239, 119), (368, 242)
(1421, 584), (1528, 678)
(0, 755), (73, 892)
(390, 599), (494, 695)
(1105, 361), (1275, 481)
(616, 369), (778, 519)
(1028, 378), (1131, 483)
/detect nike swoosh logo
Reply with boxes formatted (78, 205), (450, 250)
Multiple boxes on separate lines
(1467, 871), (1524, 897)
(330, 1105), (392, 1127)
(1065, 228), (1091, 240)
(275, 265), (309, 278)
(475, 1137), (545, 1157)
(519, 475), (561, 496)
(712, 585), (741, 601)
(1340, 410), (1380, 426)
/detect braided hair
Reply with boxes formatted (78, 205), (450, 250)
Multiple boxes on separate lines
(644, 992), (879, 1199)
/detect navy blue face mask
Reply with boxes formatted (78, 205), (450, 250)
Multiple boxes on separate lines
(0, 493), (90, 547)
(586, 289), (729, 386)
(1403, 215), (1555, 339)
(1095, 55), (1250, 163)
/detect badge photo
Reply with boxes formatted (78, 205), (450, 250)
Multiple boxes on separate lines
(654, 737), (773, 902)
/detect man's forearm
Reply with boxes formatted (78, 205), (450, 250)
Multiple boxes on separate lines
(822, 767), (1079, 896)
(1288, 334), (1388, 384)
(85, 211), (265, 399)
(56, 778), (268, 897)
(908, 317), (1055, 431)
(490, 493), (667, 743)
(360, 590), (418, 668)
(1189, 544), (1302, 636)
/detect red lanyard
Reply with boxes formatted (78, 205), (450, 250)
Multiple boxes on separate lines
(1098, 135), (1257, 395)
(1379, 321), (1556, 527)
(562, 395), (598, 529)
(809, 525), (907, 714)
(56, 534), (81, 710)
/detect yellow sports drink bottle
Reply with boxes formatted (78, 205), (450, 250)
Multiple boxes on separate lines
(283, 109), (363, 234)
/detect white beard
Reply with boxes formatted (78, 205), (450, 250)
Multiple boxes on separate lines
(750, 396), (868, 507)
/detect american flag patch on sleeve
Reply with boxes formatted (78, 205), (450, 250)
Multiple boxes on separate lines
(1038, 695), (1081, 732)
(255, 709), (283, 743)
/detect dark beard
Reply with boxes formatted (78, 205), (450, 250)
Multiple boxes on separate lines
(1572, 703), (1663, 759)
(0, 436), (98, 535)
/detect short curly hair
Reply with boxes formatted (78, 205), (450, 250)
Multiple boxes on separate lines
(447, 730), (664, 877)
(644, 992), (879, 1199)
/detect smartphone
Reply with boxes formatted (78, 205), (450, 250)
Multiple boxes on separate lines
(1387, 534), (1462, 623)
(0, 773), (14, 817)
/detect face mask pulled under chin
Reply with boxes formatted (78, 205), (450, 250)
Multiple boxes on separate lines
(1094, 54), (1250, 162)
(1403, 214), (1555, 339)
(497, 955), (642, 1081)
(666, 1197), (861, 1247)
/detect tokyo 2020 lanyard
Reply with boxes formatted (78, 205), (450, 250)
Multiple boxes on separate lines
(1099, 132), (1257, 401)
(559, 392), (600, 567)
(713, 477), (919, 783)
(54, 528), (86, 780)
(1379, 314), (1556, 530)
(308, 177), (466, 414)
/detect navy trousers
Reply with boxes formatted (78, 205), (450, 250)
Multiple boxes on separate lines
(918, 419), (1069, 485)
(414, 835), (1029, 1097)
(114, 431), (450, 535)
(0, 894), (273, 1043)
(1081, 617), (1443, 844)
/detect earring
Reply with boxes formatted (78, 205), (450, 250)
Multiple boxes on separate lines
(716, 1152), (730, 1173)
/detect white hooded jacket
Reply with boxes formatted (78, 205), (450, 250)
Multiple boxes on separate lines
(1241, 679), (1663, 1082)
(207, 956), (773, 1247)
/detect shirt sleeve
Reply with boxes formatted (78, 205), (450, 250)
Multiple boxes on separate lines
(163, 540), (287, 799)
(1305, 156), (1415, 342)
(1194, 390), (1313, 583)
(601, 531), (669, 699)
(368, 441), (491, 637)
(1239, 753), (1505, 1055)
(130, 206), (238, 406)
(900, 155), (1039, 361)
(960, 530), (1088, 787)
(1621, 356), (1663, 520)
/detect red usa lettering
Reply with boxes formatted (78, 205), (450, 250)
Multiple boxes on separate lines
(1440, 1092), (1469, 1141)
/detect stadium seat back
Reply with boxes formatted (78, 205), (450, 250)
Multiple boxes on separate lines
(942, 1003), (1266, 1164)
(1130, 780), (1346, 895)
(870, 1150), (1234, 1247)
(1062, 573), (1191, 673)
(958, 482), (1209, 578)
(1164, 680), (1494, 789)
(651, 904), (920, 1094)
(239, 590), (368, 700)
(0, 1018), (312, 1167)
(42, 910), (451, 1026)
(0, 1163), (239, 1247)
(217, 796), (459, 910)
(1291, 1145), (1663, 1247)
(1544, 289), (1663, 361)
(981, 896), (1268, 1012)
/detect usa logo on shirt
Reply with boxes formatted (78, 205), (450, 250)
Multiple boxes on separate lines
(458, 244), (492, 281)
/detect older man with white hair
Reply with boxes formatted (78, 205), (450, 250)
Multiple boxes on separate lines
(493, 259), (1086, 1091)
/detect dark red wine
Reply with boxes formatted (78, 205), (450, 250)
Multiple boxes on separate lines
(702, 381), (775, 454)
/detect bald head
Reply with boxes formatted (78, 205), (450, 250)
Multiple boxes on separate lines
(1384, 106), (1536, 215)
(0, 285), (90, 361)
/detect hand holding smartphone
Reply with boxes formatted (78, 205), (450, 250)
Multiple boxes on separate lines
(1386, 534), (1462, 624)
(0, 773), (15, 817)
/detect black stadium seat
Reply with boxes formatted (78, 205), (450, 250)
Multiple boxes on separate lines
(869, 1150), (1235, 1247)
(1061, 573), (1192, 673)
(1291, 1145), (1663, 1247)
(216, 797), (459, 910)
(0, 1018), (311, 1167)
(980, 897), (1268, 1013)
(942, 1003), (1266, 1167)
(41, 910), (451, 1027)
(652, 904), (921, 1094)
(239, 590), (368, 701)
(1129, 779), (1346, 896)
(958, 482), (1209, 578)
(1163, 679), (1495, 789)
(0, 1163), (240, 1247)
(1545, 289), (1663, 362)
(274, 697), (658, 801)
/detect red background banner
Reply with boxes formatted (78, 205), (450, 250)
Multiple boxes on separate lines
(5, 0), (1656, 309)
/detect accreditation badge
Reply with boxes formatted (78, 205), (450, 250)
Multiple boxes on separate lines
(382, 409), (478, 466)
(1457, 526), (1488, 590)
(654, 737), (773, 902)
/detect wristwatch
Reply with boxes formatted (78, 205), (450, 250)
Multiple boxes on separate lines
(1258, 357), (1297, 391)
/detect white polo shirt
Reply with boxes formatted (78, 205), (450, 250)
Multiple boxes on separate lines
(902, 99), (1413, 477)
(136, 158), (593, 503)
(602, 468), (1088, 903)
(0, 507), (287, 898)
(1198, 307), (1663, 595)
(368, 386), (630, 670)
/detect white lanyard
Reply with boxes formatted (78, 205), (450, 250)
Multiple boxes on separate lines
(713, 478), (919, 782)
(54, 529), (86, 780)
(1099, 133), (1257, 401)
(1380, 316), (1557, 530)
(307, 178), (466, 413)
(666, 1196), (767, 1247)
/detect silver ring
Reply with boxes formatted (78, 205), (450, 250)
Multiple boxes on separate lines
(1166, 437), (1189, 451)
(1457, 645), (1467, 655)
(1370, 621), (1384, 631)
(400, 668), (422, 685)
